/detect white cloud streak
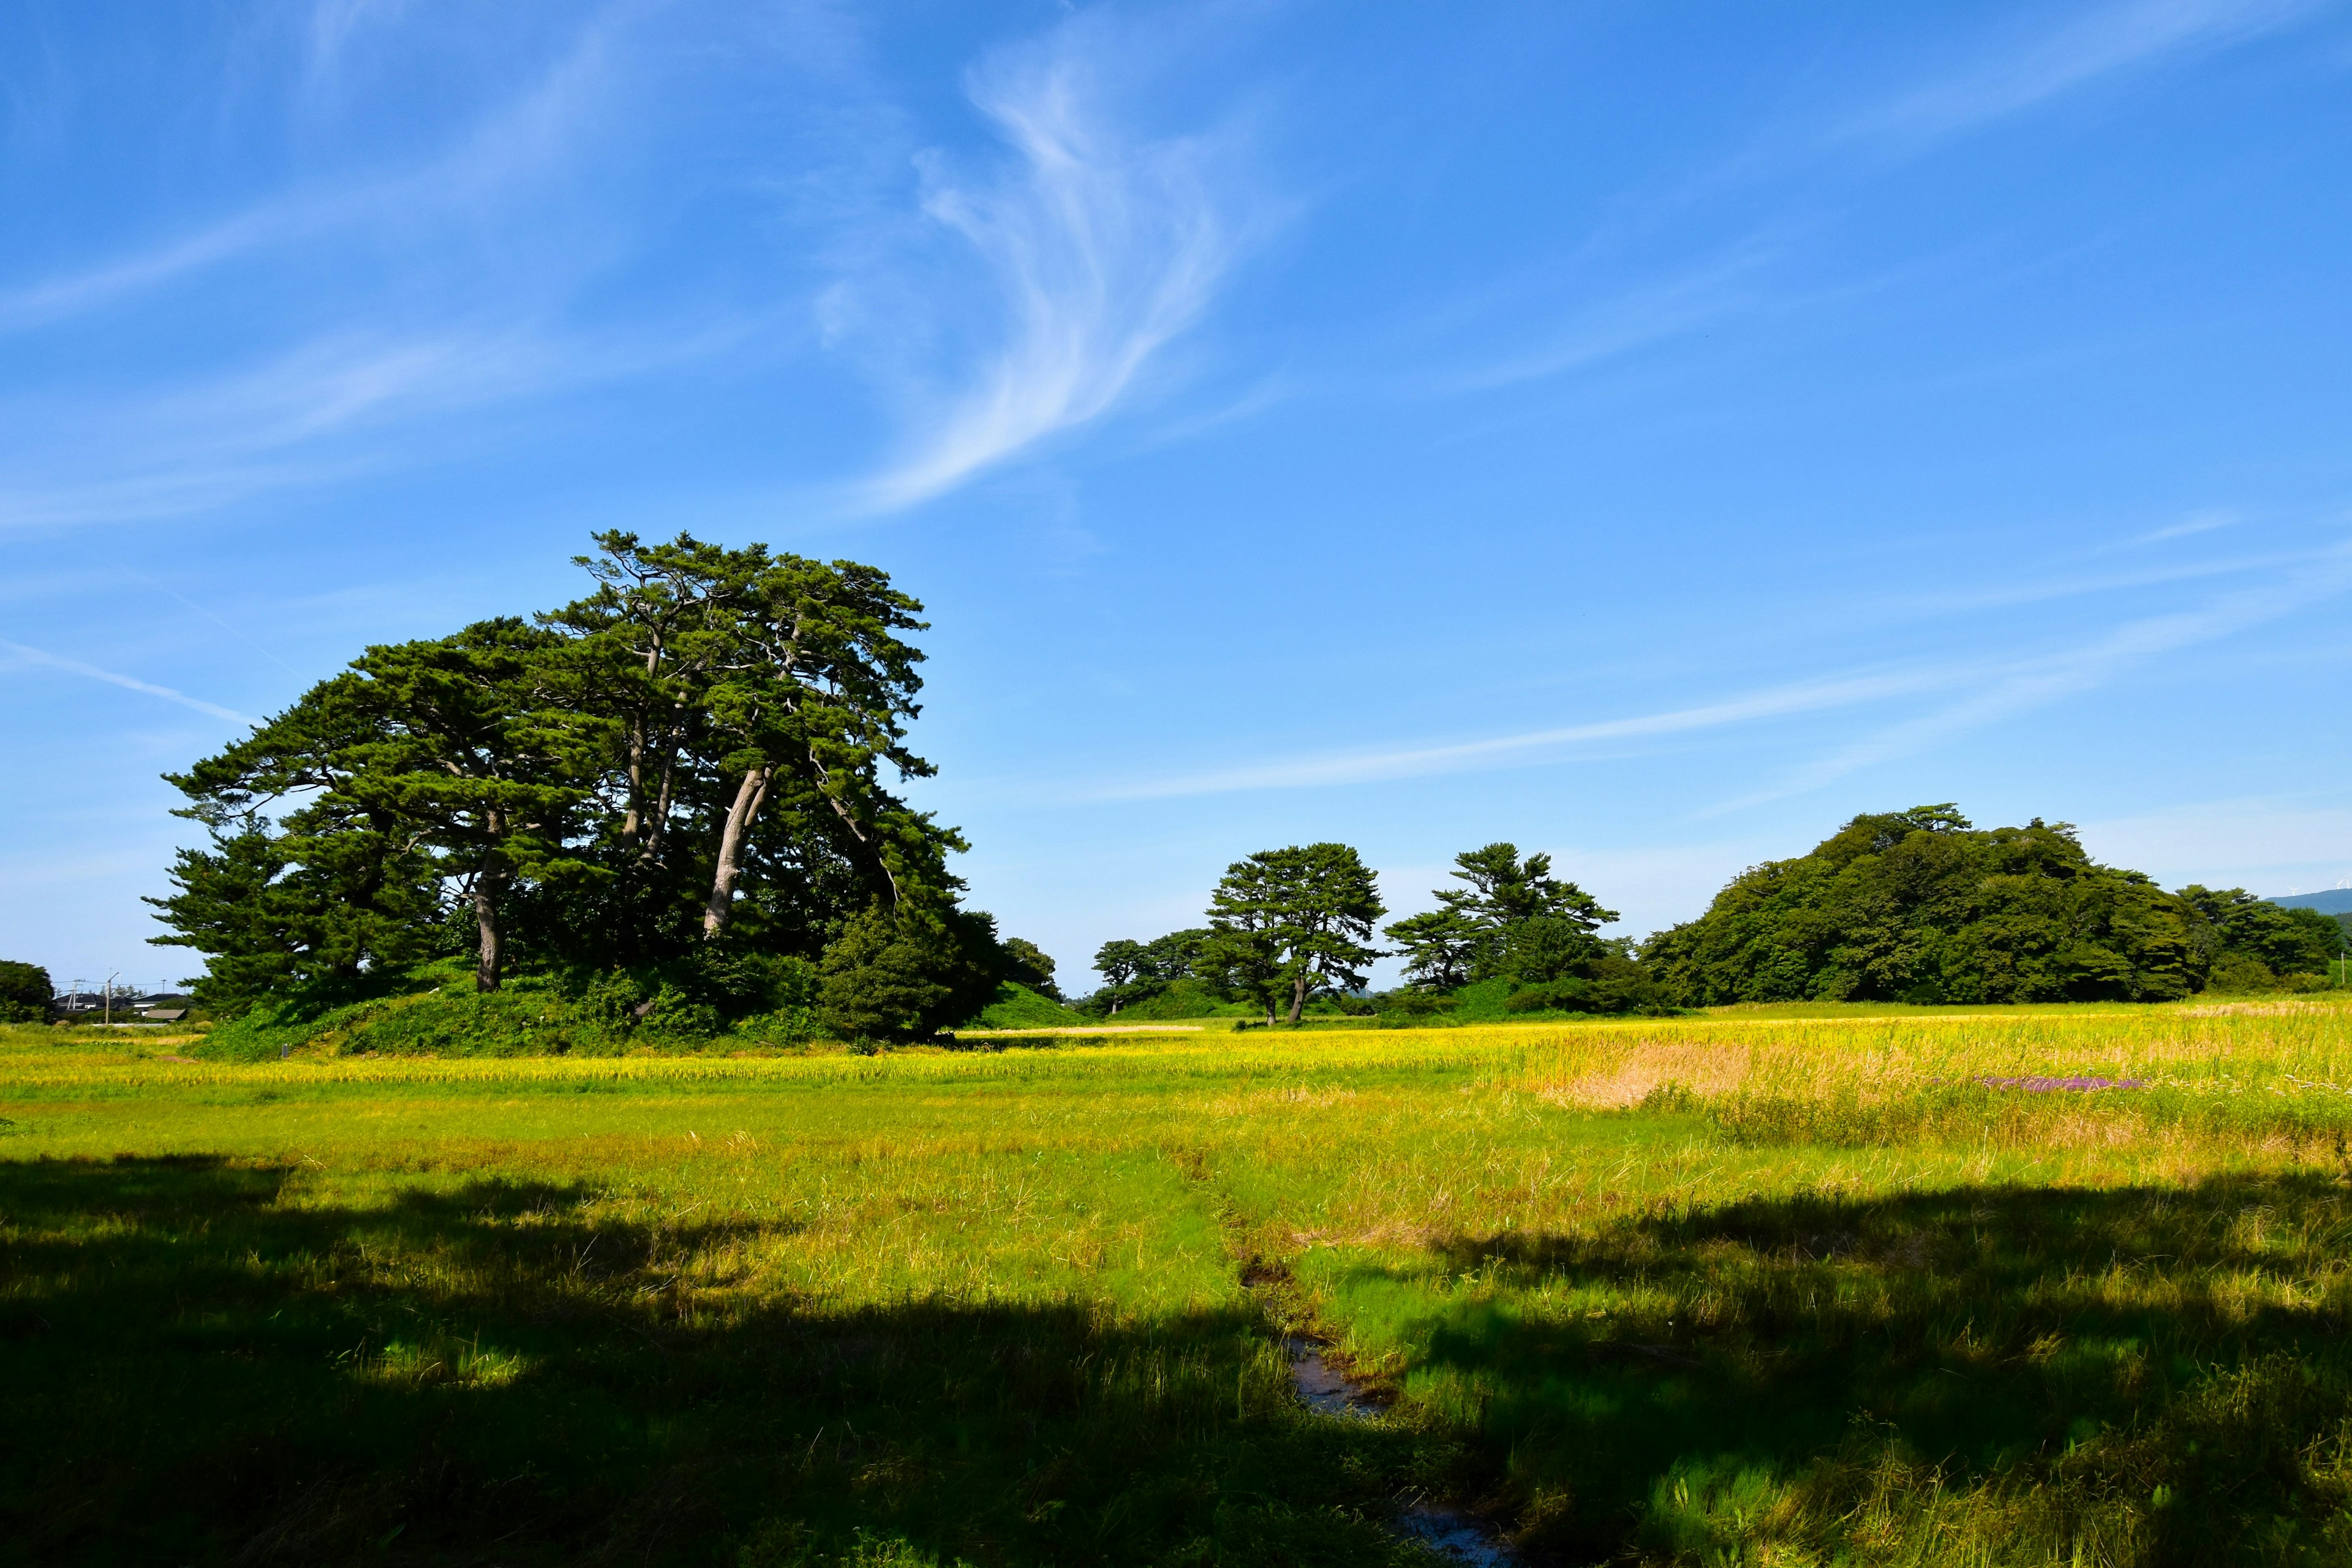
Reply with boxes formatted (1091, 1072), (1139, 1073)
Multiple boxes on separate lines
(1849, 0), (2329, 143)
(1439, 241), (1779, 396)
(857, 29), (1239, 510)
(1706, 545), (2352, 813)
(1079, 666), (1978, 801)
(0, 641), (255, 725)
(1070, 543), (2352, 808)
(0, 11), (625, 337)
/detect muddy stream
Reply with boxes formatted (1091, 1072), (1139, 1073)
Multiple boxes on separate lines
(1280, 1334), (1522, 1566)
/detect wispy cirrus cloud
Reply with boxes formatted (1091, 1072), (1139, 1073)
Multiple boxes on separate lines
(0, 641), (254, 725)
(853, 22), (1246, 511)
(1706, 543), (2352, 814)
(1063, 538), (2352, 809)
(1437, 239), (1781, 396)
(0, 317), (744, 532)
(1075, 666), (1980, 801)
(1846, 0), (2331, 145)
(0, 7), (631, 338)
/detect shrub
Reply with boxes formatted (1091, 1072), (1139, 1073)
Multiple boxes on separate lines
(2205, 952), (2280, 993)
(0, 960), (55, 1023)
(959, 981), (1088, 1031)
(818, 903), (1001, 1044)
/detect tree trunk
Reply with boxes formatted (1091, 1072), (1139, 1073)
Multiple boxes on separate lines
(703, 764), (774, 937)
(621, 715), (647, 848)
(473, 856), (510, 992)
(1287, 970), (1310, 1025)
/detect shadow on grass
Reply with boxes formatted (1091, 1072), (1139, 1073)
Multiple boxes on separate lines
(0, 1156), (1457, 1567)
(1380, 1171), (2352, 1562)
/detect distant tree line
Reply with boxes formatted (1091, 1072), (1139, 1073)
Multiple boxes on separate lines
(148, 534), (1047, 1044)
(1066, 808), (2346, 1021)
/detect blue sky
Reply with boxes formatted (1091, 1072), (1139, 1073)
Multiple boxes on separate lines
(6, 0), (2351, 995)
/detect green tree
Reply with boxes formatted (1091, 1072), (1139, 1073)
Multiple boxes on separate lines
(333, 622), (606, 992)
(1200, 844), (1385, 1025)
(1497, 915), (1604, 984)
(694, 554), (933, 937)
(154, 535), (982, 1023)
(156, 620), (605, 996)
(1090, 938), (1151, 1014)
(541, 532), (944, 948)
(152, 669), (458, 1011)
(1382, 907), (1482, 990)
(0, 960), (51, 1023)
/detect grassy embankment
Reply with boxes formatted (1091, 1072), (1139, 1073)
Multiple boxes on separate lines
(7, 1000), (2352, 1565)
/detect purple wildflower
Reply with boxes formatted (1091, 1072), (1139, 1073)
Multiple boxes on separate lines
(1976, 1075), (2145, 1093)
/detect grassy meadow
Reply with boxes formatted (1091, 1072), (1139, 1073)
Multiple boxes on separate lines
(7, 1000), (2352, 1565)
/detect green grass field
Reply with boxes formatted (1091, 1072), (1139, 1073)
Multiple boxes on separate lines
(8, 1000), (2352, 1566)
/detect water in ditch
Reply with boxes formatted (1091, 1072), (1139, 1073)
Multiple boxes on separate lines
(1280, 1335), (1521, 1566)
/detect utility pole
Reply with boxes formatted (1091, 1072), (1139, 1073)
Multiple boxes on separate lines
(104, 971), (119, 1026)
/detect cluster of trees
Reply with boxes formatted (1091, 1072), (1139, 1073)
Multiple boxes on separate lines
(1382, 843), (1668, 1013)
(1071, 809), (2346, 1022)
(1077, 840), (1668, 1022)
(1644, 806), (2346, 1005)
(1086, 845), (1388, 1025)
(1078, 845), (1389, 1025)
(149, 534), (1044, 1042)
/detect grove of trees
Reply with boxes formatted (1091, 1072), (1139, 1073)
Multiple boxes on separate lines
(1642, 806), (2346, 1005)
(148, 534), (1027, 1044)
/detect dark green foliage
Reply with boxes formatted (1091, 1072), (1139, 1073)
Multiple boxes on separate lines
(1443, 842), (1616, 937)
(1502, 951), (1679, 1016)
(1385, 843), (1617, 993)
(1000, 937), (1060, 998)
(816, 903), (1004, 1044)
(1381, 908), (1482, 990)
(0, 960), (51, 1023)
(1644, 807), (2205, 1005)
(2182, 886), (2345, 988)
(1085, 928), (1210, 1014)
(1200, 845), (1385, 1025)
(1496, 915), (1603, 984)
(153, 533), (1000, 1042)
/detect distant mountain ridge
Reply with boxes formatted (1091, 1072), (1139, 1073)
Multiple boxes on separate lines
(2271, 889), (2352, 915)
